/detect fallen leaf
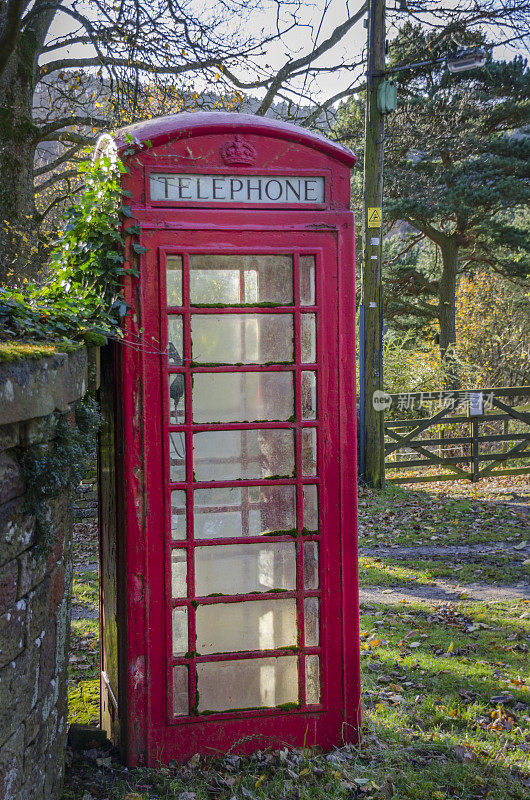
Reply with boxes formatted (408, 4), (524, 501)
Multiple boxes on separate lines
(454, 744), (475, 762)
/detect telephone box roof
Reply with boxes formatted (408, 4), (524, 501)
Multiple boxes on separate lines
(111, 111), (357, 167)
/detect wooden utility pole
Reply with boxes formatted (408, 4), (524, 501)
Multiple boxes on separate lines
(362, 0), (386, 488)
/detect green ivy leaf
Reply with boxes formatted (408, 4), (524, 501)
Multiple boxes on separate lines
(132, 243), (148, 254)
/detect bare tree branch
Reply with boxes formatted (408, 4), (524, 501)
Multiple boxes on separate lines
(34, 144), (83, 176)
(256, 1), (368, 115)
(35, 168), (79, 193)
(37, 115), (109, 140)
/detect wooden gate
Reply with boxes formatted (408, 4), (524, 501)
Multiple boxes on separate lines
(384, 387), (530, 484)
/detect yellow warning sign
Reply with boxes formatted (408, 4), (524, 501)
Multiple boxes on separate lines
(368, 207), (382, 227)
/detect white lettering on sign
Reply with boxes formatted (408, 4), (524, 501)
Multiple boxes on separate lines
(150, 173), (325, 204)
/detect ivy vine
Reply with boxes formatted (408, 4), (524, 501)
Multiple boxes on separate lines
(0, 136), (145, 345)
(2, 135), (152, 550)
(17, 396), (101, 553)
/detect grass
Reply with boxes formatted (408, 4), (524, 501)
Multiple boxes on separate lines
(72, 571), (99, 610)
(0, 341), (60, 362)
(358, 479), (528, 548)
(68, 618), (99, 725)
(357, 598), (530, 799)
(68, 679), (100, 726)
(0, 340), (82, 362)
(359, 554), (530, 588)
(64, 481), (530, 799)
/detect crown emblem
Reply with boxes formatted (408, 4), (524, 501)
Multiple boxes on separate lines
(220, 135), (256, 166)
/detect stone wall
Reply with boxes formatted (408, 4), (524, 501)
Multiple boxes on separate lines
(74, 456), (98, 521)
(0, 350), (88, 800)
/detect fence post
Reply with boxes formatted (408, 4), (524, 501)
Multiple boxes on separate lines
(472, 417), (480, 482)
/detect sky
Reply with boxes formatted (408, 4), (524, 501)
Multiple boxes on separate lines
(40, 1), (527, 113)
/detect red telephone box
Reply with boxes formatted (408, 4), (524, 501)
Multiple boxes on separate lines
(97, 112), (359, 765)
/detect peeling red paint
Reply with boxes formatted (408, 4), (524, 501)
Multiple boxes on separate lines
(130, 655), (146, 691)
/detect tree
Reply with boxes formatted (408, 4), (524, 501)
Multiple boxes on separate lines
(337, 21), (529, 385)
(455, 266), (530, 387)
(0, 0), (372, 284)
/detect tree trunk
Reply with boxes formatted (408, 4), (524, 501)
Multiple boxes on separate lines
(438, 238), (459, 389)
(0, 0), (57, 287)
(0, 27), (41, 285)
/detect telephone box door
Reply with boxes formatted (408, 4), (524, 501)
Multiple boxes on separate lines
(133, 224), (357, 761)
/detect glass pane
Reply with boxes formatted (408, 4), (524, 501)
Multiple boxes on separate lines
(166, 256), (183, 306)
(171, 549), (187, 597)
(196, 598), (297, 654)
(305, 656), (320, 704)
(173, 665), (188, 716)
(193, 429), (295, 481)
(168, 374), (185, 423)
(301, 372), (316, 419)
(193, 372), (293, 423)
(300, 256), (315, 305)
(169, 432), (186, 482)
(194, 485), (296, 539)
(171, 490), (186, 540)
(168, 316), (184, 363)
(302, 428), (317, 476)
(191, 314), (293, 364)
(304, 542), (319, 589)
(190, 255), (293, 305)
(195, 542), (296, 595)
(197, 656), (298, 712)
(172, 606), (188, 656)
(302, 485), (318, 532)
(304, 598), (319, 647)
(301, 314), (316, 363)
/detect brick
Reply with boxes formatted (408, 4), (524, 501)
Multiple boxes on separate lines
(0, 648), (40, 748)
(74, 495), (98, 506)
(0, 599), (26, 669)
(18, 547), (48, 598)
(19, 771), (45, 800)
(49, 565), (65, 616)
(27, 575), (51, 642)
(22, 727), (47, 798)
(0, 498), (35, 567)
(0, 559), (17, 613)
(0, 452), (24, 505)
(38, 619), (57, 697)
(0, 726), (24, 800)
(54, 595), (71, 683)
(24, 690), (54, 747)
(44, 496), (72, 577)
(0, 423), (19, 452)
(20, 414), (57, 446)
(0, 349), (87, 426)
(25, 723), (46, 765)
(74, 507), (98, 520)
(44, 722), (67, 798)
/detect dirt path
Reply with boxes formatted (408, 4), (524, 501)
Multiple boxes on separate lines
(360, 578), (530, 604)
(359, 541), (529, 559)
